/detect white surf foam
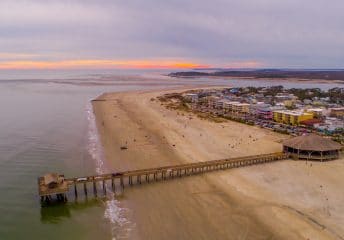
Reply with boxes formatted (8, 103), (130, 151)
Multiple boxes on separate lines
(86, 102), (135, 240)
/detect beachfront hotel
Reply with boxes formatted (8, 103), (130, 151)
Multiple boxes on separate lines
(221, 101), (250, 113)
(231, 103), (250, 113)
(273, 110), (314, 125)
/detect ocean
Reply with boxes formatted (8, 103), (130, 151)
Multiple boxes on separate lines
(0, 70), (341, 240)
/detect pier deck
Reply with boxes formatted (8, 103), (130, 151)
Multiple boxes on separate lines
(38, 152), (288, 203)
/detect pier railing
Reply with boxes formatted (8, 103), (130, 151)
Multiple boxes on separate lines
(38, 152), (288, 203)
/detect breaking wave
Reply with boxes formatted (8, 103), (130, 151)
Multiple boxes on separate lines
(86, 102), (135, 240)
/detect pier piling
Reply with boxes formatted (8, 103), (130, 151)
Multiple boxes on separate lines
(74, 181), (78, 199)
(84, 182), (87, 197)
(93, 179), (97, 197)
(120, 177), (124, 190)
(103, 180), (106, 195)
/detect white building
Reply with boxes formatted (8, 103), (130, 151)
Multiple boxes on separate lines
(306, 108), (324, 117)
(184, 93), (199, 103)
(314, 117), (344, 132)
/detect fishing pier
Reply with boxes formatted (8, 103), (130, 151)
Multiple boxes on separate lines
(38, 152), (288, 204)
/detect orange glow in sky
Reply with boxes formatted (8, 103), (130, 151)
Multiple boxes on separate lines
(0, 59), (211, 70)
(0, 58), (264, 70)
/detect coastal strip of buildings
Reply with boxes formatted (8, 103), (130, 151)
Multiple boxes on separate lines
(183, 87), (344, 135)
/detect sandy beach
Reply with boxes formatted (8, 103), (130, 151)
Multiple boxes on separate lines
(92, 87), (344, 240)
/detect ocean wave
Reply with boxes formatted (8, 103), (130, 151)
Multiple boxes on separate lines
(86, 102), (135, 240)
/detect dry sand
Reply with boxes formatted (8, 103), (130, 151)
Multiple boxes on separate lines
(92, 87), (344, 240)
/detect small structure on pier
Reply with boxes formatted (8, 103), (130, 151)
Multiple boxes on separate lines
(38, 173), (68, 203)
(283, 134), (342, 161)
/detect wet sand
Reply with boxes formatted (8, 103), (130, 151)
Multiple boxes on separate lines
(93, 88), (344, 240)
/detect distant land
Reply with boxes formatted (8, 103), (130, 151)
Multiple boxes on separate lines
(168, 69), (344, 81)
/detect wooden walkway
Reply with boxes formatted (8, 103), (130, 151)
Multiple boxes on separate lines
(38, 152), (288, 203)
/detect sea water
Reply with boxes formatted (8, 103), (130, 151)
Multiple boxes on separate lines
(0, 72), (218, 240)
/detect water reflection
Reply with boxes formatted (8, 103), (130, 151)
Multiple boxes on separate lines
(40, 198), (105, 224)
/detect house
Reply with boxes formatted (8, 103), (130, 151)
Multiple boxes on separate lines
(284, 100), (296, 108)
(303, 99), (312, 105)
(230, 88), (240, 94)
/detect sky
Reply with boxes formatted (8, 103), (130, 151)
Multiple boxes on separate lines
(1, 0), (344, 69)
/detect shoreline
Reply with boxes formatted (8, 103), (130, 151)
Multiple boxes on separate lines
(92, 87), (344, 240)
(169, 75), (344, 85)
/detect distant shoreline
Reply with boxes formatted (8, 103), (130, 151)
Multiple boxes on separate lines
(169, 70), (344, 84)
(204, 76), (344, 85)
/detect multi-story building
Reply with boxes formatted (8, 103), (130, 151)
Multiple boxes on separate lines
(250, 103), (273, 119)
(231, 103), (250, 113)
(306, 108), (324, 118)
(207, 96), (220, 108)
(215, 99), (227, 109)
(223, 101), (240, 112)
(184, 93), (199, 103)
(273, 110), (314, 125)
(330, 107), (344, 119)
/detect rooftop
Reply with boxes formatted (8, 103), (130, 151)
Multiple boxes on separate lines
(232, 102), (250, 106)
(283, 134), (342, 151)
(307, 108), (324, 112)
(273, 110), (312, 116)
(38, 173), (69, 197)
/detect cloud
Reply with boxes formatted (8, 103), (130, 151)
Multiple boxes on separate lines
(0, 53), (41, 60)
(0, 0), (344, 68)
(0, 59), (210, 70)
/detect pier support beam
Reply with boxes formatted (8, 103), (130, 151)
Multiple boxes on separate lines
(103, 180), (106, 196)
(74, 181), (78, 199)
(84, 182), (87, 197)
(120, 177), (124, 190)
(93, 179), (97, 197)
